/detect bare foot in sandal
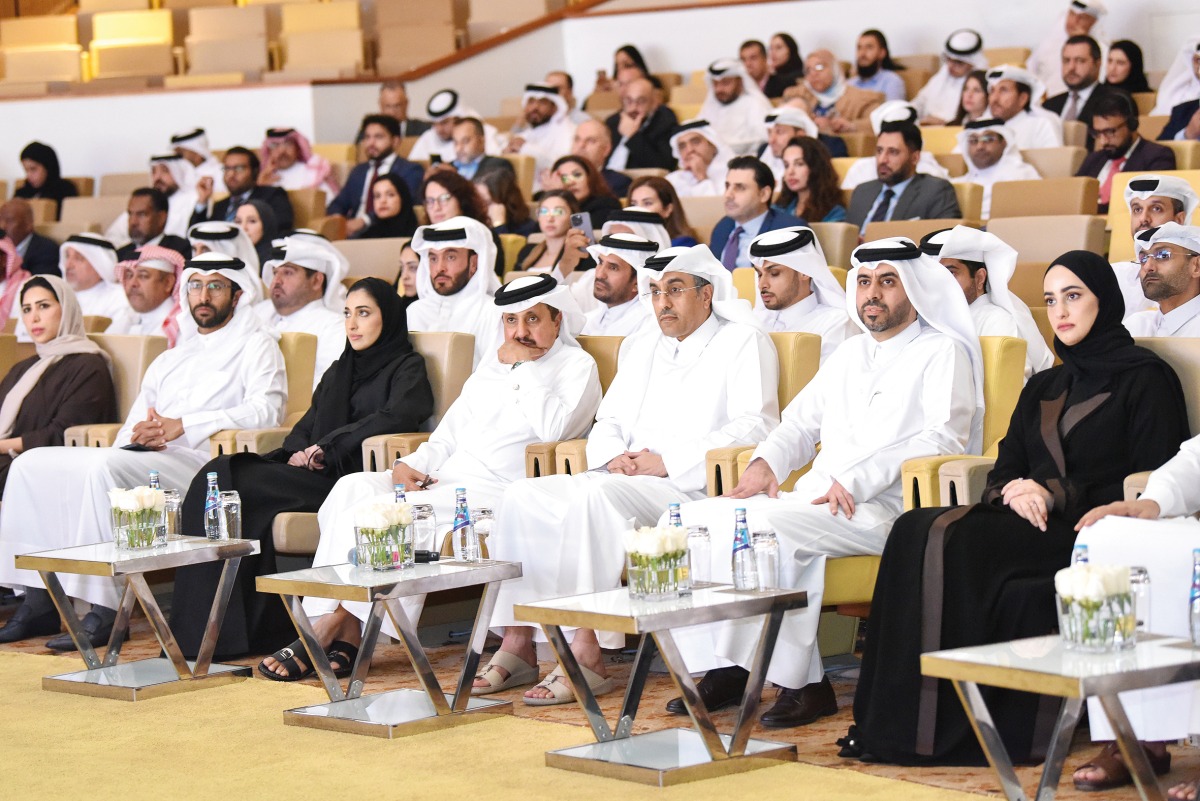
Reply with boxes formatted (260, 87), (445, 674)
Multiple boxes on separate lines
(473, 626), (538, 692)
(525, 627), (608, 702)
(1072, 741), (1170, 792)
(1170, 779), (1200, 801)
(260, 606), (362, 679)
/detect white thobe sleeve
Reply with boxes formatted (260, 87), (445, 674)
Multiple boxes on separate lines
(753, 357), (827, 482)
(836, 340), (975, 501)
(658, 331), (779, 492)
(401, 381), (471, 476)
(585, 395), (633, 470)
(113, 366), (161, 447)
(178, 335), (287, 448)
(1141, 434), (1200, 518)
(507, 351), (602, 442)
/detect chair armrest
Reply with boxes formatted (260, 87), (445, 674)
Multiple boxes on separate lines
(1124, 471), (1152, 502)
(736, 449), (815, 493)
(87, 424), (124, 448)
(526, 441), (561, 478)
(273, 512), (319, 556)
(234, 427), (290, 455)
(361, 434), (391, 472)
(208, 430), (239, 458)
(937, 457), (998, 507)
(901, 455), (974, 510)
(554, 439), (588, 474)
(386, 433), (431, 463)
(706, 446), (756, 497)
(65, 424), (95, 447)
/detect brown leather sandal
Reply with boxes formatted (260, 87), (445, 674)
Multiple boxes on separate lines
(1073, 742), (1171, 792)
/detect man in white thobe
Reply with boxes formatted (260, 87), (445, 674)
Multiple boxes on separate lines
(256, 276), (602, 679)
(105, 155), (198, 245)
(985, 66), (1064, 150)
(580, 232), (659, 337)
(571, 207), (675, 315)
(106, 245), (183, 346)
(749, 226), (857, 362)
(666, 237), (981, 729)
(1027, 0), (1108, 99)
(406, 216), (502, 368)
(1123, 224), (1200, 337)
(504, 83), (576, 192)
(920, 225), (1055, 378)
(840, 101), (952, 190)
(171, 128), (224, 186)
(0, 252), (286, 648)
(912, 29), (988, 126)
(172, 222), (265, 345)
(951, 118), (1040, 220)
(1117, 176), (1200, 319)
(666, 120), (736, 199)
(760, 108), (819, 191)
(58, 233), (130, 321)
(256, 232), (349, 388)
(700, 58), (774, 157)
(479, 245), (780, 705)
(408, 89), (501, 164)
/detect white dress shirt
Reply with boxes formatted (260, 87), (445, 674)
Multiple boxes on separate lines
(667, 161), (729, 198)
(1124, 292), (1200, 338)
(1001, 109), (1064, 150)
(580, 296), (653, 337)
(700, 92), (773, 156)
(754, 292), (859, 363)
(952, 157), (1041, 219)
(106, 296), (175, 340)
(841, 152), (951, 190)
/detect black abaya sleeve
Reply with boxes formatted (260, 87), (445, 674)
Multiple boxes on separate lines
(278, 378), (324, 457)
(981, 371), (1046, 506)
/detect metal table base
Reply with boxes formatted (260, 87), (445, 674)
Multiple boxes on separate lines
(284, 688), (510, 739)
(44, 657), (250, 701)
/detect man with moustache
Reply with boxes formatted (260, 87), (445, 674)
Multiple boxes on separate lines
(1076, 93), (1175, 213)
(1123, 224), (1200, 337)
(580, 232), (659, 337)
(847, 121), (961, 233)
(1113, 175), (1198, 317)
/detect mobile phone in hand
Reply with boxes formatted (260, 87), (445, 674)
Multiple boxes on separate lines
(430, 154), (443, 165)
(570, 212), (596, 244)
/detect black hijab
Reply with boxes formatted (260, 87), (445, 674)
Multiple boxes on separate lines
(310, 277), (414, 438)
(16, 141), (77, 211)
(355, 174), (419, 239)
(1047, 251), (1184, 401)
(242, 199), (280, 266)
(1104, 40), (1151, 94)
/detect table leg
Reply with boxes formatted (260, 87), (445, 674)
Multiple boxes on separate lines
(280, 593), (344, 702)
(450, 579), (502, 712)
(39, 570), (100, 669)
(193, 556), (241, 677)
(654, 628), (729, 761)
(101, 582), (136, 668)
(614, 634), (659, 739)
(952, 679), (1029, 801)
(1098, 694), (1167, 801)
(1035, 697), (1084, 801)
(730, 607), (785, 758)
(543, 623), (615, 742)
(383, 597), (451, 715)
(345, 600), (385, 700)
(126, 574), (191, 680)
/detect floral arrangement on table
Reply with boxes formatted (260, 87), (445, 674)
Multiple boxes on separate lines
(623, 525), (689, 600)
(109, 486), (166, 549)
(354, 501), (415, 570)
(1054, 564), (1136, 652)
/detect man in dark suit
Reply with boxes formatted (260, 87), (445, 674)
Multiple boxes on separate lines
(1160, 98), (1200, 143)
(709, 156), (805, 269)
(448, 117), (513, 180)
(1042, 34), (1125, 150)
(189, 147), (294, 232)
(0, 199), (59, 276)
(847, 121), (961, 233)
(605, 77), (679, 171)
(573, 119), (631, 197)
(1077, 93), (1177, 213)
(116, 189), (191, 262)
(379, 81), (430, 139)
(327, 114), (424, 238)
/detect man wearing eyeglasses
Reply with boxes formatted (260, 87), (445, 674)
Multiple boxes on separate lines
(188, 147), (295, 232)
(1123, 224), (1200, 337)
(1111, 175), (1199, 319)
(1077, 94), (1175, 213)
(951, 118), (1039, 219)
(326, 115), (423, 237)
(0, 251), (286, 650)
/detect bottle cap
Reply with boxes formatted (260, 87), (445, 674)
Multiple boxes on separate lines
(456, 487), (466, 492)
(207, 472), (217, 479)
(395, 483), (405, 490)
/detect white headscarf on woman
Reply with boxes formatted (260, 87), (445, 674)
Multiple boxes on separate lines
(0, 275), (111, 439)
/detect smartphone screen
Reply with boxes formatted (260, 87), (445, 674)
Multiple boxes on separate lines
(429, 154), (443, 165)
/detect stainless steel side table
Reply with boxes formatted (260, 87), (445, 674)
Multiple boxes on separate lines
(256, 559), (521, 738)
(514, 583), (807, 786)
(922, 633), (1200, 801)
(15, 537), (259, 701)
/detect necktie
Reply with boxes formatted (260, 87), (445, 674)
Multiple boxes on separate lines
(1064, 92), (1079, 121)
(365, 162), (380, 215)
(224, 194), (243, 221)
(721, 225), (743, 270)
(869, 188), (895, 223)
(1099, 157), (1126, 206)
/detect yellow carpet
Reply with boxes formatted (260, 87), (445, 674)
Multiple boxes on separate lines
(1, 652), (983, 800)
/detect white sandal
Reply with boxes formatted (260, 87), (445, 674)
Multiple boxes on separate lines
(471, 650), (539, 695)
(523, 663), (615, 707)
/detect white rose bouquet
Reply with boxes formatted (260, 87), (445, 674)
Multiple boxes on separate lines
(354, 500), (415, 570)
(1055, 563), (1135, 652)
(624, 525), (689, 600)
(109, 486), (166, 549)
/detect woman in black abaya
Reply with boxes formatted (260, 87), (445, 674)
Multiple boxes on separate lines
(844, 251), (1190, 767)
(169, 278), (434, 658)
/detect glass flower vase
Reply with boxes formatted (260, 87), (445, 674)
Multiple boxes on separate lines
(355, 524), (414, 570)
(111, 507), (166, 550)
(625, 550), (689, 602)
(1057, 593), (1136, 653)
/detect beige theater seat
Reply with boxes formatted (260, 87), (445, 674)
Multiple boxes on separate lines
(1164, 141), (1200, 171)
(934, 152), (966, 177)
(990, 176), (1099, 218)
(984, 48), (1031, 67)
(64, 334), (169, 447)
(0, 15), (83, 84)
(865, 218), (975, 243)
(185, 5), (268, 79)
(0, 334), (18, 378)
(1022, 146), (1087, 179)
(286, 188), (326, 231)
(920, 126), (963, 155)
(501, 154), (536, 201)
(679, 195), (725, 246)
(987, 215), (1107, 262)
(277, 1), (362, 78)
(60, 195), (130, 233)
(375, 0), (459, 75)
(100, 171), (150, 197)
(621, 168), (668, 184)
(89, 9), (175, 81)
(499, 234), (526, 275)
(953, 182), (983, 223)
(809, 222), (857, 269)
(334, 237), (408, 284)
(1062, 121), (1087, 149)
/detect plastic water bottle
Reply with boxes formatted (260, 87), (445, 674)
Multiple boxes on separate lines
(394, 483), (406, 503)
(148, 470), (160, 489)
(451, 487), (479, 562)
(732, 507), (758, 591)
(1071, 544), (1089, 565)
(203, 472), (222, 540)
(668, 502), (682, 528)
(1189, 549), (1200, 647)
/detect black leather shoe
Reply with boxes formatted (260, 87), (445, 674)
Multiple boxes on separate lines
(45, 612), (115, 652)
(0, 603), (60, 643)
(665, 665), (750, 715)
(760, 675), (838, 729)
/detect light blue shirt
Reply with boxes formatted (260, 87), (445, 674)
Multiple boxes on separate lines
(453, 155), (485, 180)
(860, 175), (915, 234)
(849, 69), (906, 102)
(726, 209), (769, 269)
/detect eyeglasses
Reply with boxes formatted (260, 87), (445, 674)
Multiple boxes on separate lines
(537, 207), (567, 217)
(1089, 122), (1129, 139)
(186, 280), (232, 295)
(809, 64), (828, 72)
(423, 192), (453, 206)
(640, 285), (705, 300)
(223, 165), (251, 173)
(1136, 248), (1193, 265)
(966, 134), (1002, 146)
